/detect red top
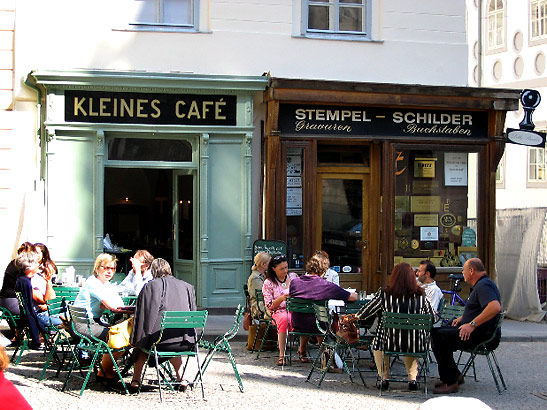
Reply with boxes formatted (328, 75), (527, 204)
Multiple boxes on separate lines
(0, 371), (32, 410)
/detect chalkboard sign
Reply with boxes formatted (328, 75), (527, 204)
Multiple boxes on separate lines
(253, 239), (287, 257)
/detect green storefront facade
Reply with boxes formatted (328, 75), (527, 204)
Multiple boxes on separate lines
(29, 70), (267, 308)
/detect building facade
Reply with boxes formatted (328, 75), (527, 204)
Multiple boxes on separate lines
(1, 1), (519, 306)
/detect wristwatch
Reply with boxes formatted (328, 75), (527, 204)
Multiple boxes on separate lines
(469, 320), (476, 328)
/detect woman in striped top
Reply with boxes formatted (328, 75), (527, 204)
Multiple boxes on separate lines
(355, 262), (434, 390)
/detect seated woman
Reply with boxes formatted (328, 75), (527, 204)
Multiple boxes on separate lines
(130, 258), (197, 393)
(14, 250), (44, 349)
(1, 242), (35, 319)
(72, 253), (125, 382)
(262, 254), (305, 366)
(289, 251), (358, 362)
(355, 262), (434, 391)
(247, 251), (270, 320)
(31, 243), (61, 329)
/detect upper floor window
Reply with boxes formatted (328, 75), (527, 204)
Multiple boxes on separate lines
(487, 0), (505, 50)
(528, 147), (547, 186)
(531, 1), (547, 41)
(128, 0), (198, 31)
(304, 0), (370, 38)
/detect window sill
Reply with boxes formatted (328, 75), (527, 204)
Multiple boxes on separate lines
(113, 26), (212, 34)
(526, 181), (547, 188)
(293, 33), (382, 43)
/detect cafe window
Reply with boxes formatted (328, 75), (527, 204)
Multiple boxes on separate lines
(393, 149), (479, 269)
(108, 138), (192, 162)
(303, 0), (371, 39)
(127, 0), (198, 31)
(318, 144), (369, 166)
(286, 147), (305, 269)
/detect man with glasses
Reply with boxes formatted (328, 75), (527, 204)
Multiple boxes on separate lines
(118, 250), (154, 296)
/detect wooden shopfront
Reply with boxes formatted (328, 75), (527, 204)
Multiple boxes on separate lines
(263, 78), (520, 292)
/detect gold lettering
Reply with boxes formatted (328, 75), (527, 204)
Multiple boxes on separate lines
(74, 97), (86, 116)
(187, 101), (200, 119)
(202, 101), (214, 119)
(120, 99), (134, 117)
(88, 98), (98, 116)
(136, 99), (148, 118)
(99, 98), (111, 117)
(395, 151), (407, 176)
(151, 100), (161, 118)
(215, 99), (227, 120)
(113, 98), (117, 116)
(175, 101), (186, 118)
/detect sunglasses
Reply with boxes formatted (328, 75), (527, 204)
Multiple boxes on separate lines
(272, 254), (287, 262)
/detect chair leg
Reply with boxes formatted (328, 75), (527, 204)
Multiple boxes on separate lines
(490, 351), (507, 392)
(227, 347), (244, 393)
(153, 350), (164, 402)
(256, 323), (272, 359)
(194, 348), (206, 400)
(317, 347), (335, 388)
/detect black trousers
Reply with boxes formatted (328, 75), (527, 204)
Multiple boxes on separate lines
(431, 325), (500, 385)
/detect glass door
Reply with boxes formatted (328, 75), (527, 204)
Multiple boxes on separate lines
(317, 173), (369, 290)
(172, 170), (196, 286)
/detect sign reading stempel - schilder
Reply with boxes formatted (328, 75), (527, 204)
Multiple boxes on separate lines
(278, 104), (488, 138)
(65, 90), (237, 126)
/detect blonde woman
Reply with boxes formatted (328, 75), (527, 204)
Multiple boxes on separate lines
(247, 252), (270, 319)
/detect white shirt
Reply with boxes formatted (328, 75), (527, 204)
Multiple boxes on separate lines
(323, 268), (340, 286)
(421, 281), (443, 313)
(118, 268), (153, 296)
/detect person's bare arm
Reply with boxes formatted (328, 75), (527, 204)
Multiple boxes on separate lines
(458, 300), (501, 341)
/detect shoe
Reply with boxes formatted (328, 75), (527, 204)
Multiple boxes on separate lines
(433, 382), (459, 394)
(297, 351), (310, 363)
(434, 375), (465, 388)
(177, 379), (194, 393)
(378, 380), (389, 390)
(128, 380), (141, 394)
(327, 365), (343, 374)
(277, 357), (286, 366)
(408, 381), (418, 391)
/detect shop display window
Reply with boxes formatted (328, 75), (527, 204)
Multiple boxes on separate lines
(393, 148), (479, 268)
(286, 148), (305, 269)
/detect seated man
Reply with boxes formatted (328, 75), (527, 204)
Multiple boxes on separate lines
(432, 258), (502, 394)
(416, 260), (443, 314)
(130, 258), (197, 393)
(117, 250), (154, 296)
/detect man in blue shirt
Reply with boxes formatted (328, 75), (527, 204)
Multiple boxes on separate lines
(432, 258), (501, 394)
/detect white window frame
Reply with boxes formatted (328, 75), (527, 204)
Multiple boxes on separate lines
(496, 151), (505, 189)
(121, 0), (205, 33)
(301, 0), (373, 41)
(486, 0), (506, 52)
(527, 146), (547, 187)
(531, 0), (547, 45)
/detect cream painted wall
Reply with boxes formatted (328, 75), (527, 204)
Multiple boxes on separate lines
(466, 0), (547, 210)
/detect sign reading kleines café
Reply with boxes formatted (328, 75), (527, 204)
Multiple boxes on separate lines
(278, 104), (488, 138)
(65, 90), (237, 125)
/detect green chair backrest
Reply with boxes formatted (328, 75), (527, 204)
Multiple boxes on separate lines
(225, 304), (244, 340)
(382, 312), (433, 332)
(312, 304), (331, 336)
(440, 304), (465, 322)
(160, 310), (208, 330)
(286, 297), (326, 315)
(345, 299), (370, 315)
(254, 290), (272, 320)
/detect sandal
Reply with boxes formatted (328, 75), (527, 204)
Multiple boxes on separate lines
(277, 357), (286, 366)
(177, 379), (194, 392)
(128, 379), (141, 394)
(297, 351), (310, 363)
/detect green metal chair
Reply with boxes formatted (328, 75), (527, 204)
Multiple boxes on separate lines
(10, 292), (33, 365)
(306, 303), (366, 388)
(196, 305), (244, 392)
(460, 312), (507, 394)
(284, 297), (326, 366)
(439, 304), (465, 326)
(344, 299), (376, 369)
(39, 298), (78, 381)
(0, 306), (20, 336)
(378, 312), (433, 397)
(139, 310), (209, 402)
(53, 286), (81, 299)
(62, 305), (129, 396)
(253, 290), (278, 358)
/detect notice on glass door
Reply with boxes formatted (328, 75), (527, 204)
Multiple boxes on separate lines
(444, 152), (468, 186)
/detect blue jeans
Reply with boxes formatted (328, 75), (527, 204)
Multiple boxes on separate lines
(36, 310), (62, 329)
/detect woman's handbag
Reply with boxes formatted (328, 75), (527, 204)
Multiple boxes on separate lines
(336, 314), (359, 345)
(243, 311), (252, 331)
(107, 316), (134, 349)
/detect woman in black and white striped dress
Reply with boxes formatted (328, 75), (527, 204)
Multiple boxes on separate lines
(356, 262), (434, 390)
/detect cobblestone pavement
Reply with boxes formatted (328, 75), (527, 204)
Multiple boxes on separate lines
(5, 340), (547, 410)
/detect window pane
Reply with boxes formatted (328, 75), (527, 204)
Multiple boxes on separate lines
(340, 6), (363, 31)
(130, 0), (157, 24)
(163, 0), (192, 25)
(108, 138), (192, 162)
(177, 174), (193, 260)
(340, 0), (363, 3)
(309, 5), (330, 30)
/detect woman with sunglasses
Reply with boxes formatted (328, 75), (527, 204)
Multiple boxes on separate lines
(262, 254), (304, 366)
